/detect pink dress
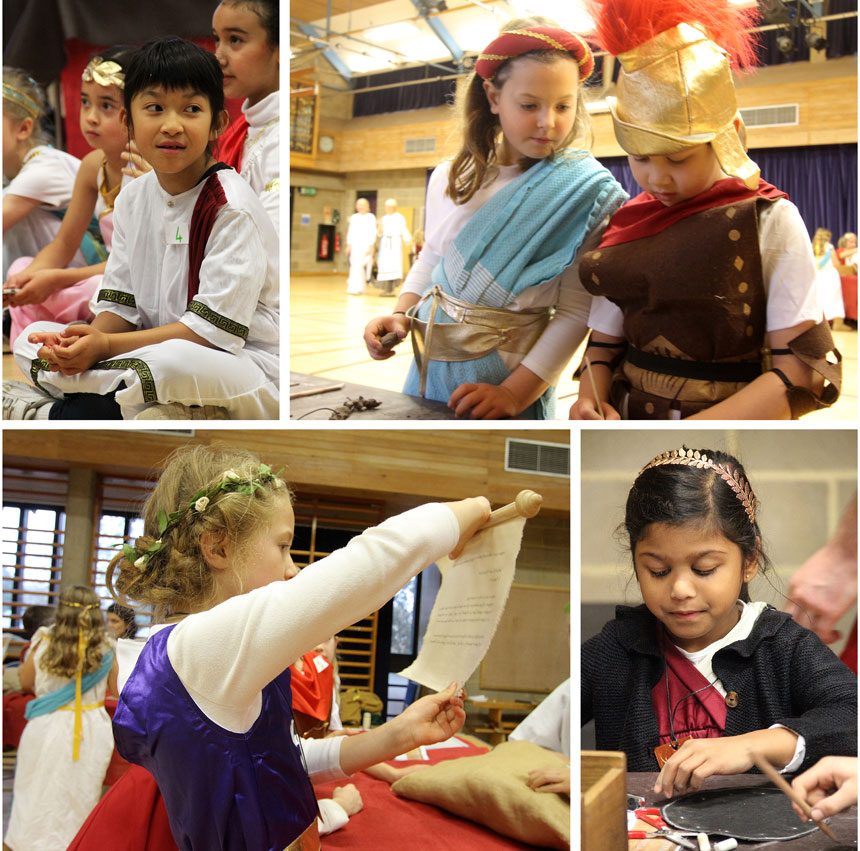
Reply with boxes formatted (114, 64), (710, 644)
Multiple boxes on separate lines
(8, 159), (127, 344)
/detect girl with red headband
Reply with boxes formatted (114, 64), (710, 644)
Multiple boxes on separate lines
(364, 18), (626, 419)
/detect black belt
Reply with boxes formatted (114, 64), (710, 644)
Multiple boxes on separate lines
(626, 347), (762, 382)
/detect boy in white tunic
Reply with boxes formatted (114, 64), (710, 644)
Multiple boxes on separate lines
(8, 37), (279, 421)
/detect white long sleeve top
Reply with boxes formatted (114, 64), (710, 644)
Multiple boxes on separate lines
(239, 91), (279, 230)
(402, 160), (600, 385)
(116, 503), (459, 785)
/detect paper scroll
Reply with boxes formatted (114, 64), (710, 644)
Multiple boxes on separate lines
(399, 491), (541, 692)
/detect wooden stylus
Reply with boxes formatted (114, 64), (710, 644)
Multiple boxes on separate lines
(749, 750), (838, 841)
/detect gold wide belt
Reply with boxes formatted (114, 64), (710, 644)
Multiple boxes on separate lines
(409, 285), (552, 397)
(284, 819), (320, 851)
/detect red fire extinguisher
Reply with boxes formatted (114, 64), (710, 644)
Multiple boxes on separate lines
(319, 232), (329, 259)
(334, 233), (341, 253)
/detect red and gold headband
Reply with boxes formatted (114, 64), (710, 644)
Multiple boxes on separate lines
(638, 448), (757, 525)
(475, 27), (594, 82)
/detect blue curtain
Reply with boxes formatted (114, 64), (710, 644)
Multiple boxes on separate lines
(597, 143), (857, 239)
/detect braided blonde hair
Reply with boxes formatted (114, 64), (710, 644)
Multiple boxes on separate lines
(40, 585), (108, 679)
(107, 445), (290, 614)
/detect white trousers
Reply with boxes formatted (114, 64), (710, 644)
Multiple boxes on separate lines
(13, 322), (279, 420)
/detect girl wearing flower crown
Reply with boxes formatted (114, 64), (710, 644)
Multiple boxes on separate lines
(96, 445), (489, 850)
(4, 585), (118, 851)
(364, 17), (627, 419)
(2, 67), (86, 280)
(582, 448), (857, 797)
(211, 0), (279, 229)
(570, 0), (840, 420)
(3, 47), (144, 347)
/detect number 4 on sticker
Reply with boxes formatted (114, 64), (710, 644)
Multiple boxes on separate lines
(166, 222), (190, 245)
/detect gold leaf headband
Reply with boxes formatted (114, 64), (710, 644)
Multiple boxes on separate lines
(64, 600), (100, 610)
(638, 448), (757, 525)
(2, 82), (41, 120)
(82, 57), (125, 89)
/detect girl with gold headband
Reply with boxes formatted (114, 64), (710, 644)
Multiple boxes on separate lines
(4, 585), (118, 851)
(582, 448), (857, 795)
(2, 68), (86, 280)
(570, 0), (841, 420)
(364, 17), (627, 419)
(3, 47), (143, 349)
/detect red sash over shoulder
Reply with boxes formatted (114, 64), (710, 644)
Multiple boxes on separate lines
(652, 627), (727, 745)
(188, 164), (231, 303)
(213, 114), (249, 171)
(600, 177), (788, 248)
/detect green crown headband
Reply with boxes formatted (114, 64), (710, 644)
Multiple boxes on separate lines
(120, 464), (283, 568)
(2, 82), (41, 120)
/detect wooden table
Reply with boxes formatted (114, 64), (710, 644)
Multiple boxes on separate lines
(466, 698), (537, 747)
(289, 372), (456, 420)
(626, 773), (857, 850)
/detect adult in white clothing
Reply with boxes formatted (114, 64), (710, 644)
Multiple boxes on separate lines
(346, 198), (377, 294)
(376, 198), (411, 295)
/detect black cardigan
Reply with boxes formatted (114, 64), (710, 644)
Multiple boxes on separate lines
(582, 604), (857, 772)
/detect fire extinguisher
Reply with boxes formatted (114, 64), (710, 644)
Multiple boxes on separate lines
(334, 233), (341, 253)
(319, 232), (329, 258)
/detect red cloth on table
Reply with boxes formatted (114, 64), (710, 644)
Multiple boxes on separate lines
(316, 737), (534, 850)
(291, 652), (334, 721)
(68, 764), (178, 851)
(839, 275), (857, 320)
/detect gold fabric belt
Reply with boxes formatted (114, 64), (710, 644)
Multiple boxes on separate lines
(409, 285), (552, 397)
(58, 701), (105, 712)
(285, 819), (320, 851)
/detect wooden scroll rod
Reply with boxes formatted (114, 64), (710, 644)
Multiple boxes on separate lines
(484, 490), (543, 530)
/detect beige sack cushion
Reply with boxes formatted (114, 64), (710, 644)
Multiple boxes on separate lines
(391, 740), (570, 849)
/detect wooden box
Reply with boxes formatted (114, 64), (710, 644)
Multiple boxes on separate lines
(581, 751), (627, 851)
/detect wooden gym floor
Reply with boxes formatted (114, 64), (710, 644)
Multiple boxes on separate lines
(289, 273), (859, 422)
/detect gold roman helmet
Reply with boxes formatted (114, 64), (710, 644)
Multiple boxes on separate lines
(607, 22), (759, 190)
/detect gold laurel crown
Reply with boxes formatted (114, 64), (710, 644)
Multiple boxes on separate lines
(638, 448), (757, 524)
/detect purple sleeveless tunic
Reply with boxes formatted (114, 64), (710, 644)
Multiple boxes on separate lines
(112, 625), (318, 850)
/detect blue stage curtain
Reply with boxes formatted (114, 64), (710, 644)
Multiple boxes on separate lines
(597, 143), (857, 239)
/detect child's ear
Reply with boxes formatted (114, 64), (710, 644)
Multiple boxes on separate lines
(210, 108), (231, 141)
(16, 116), (34, 142)
(200, 531), (231, 571)
(742, 547), (760, 583)
(120, 108), (131, 138)
(482, 79), (501, 115)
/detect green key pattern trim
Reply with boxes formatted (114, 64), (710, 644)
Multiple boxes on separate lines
(97, 289), (137, 308)
(187, 300), (249, 340)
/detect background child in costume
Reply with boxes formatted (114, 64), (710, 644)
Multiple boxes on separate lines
(363, 18), (626, 420)
(102, 444), (488, 850)
(346, 197), (377, 295)
(582, 447), (857, 795)
(570, 0), (839, 421)
(8, 38), (279, 422)
(211, 0), (279, 230)
(3, 47), (143, 346)
(2, 68), (86, 279)
(4, 585), (118, 851)
(812, 227), (846, 324)
(106, 601), (138, 640)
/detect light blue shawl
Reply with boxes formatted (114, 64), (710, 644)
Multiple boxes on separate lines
(403, 151), (627, 418)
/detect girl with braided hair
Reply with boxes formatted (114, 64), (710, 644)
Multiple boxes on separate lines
(4, 585), (117, 851)
(364, 16), (626, 419)
(582, 447), (857, 797)
(95, 444), (488, 850)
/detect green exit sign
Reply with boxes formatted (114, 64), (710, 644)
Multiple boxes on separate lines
(299, 186), (317, 196)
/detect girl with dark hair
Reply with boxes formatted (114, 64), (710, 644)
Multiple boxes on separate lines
(582, 447), (857, 797)
(10, 37), (279, 421)
(106, 601), (138, 639)
(4, 46), (141, 349)
(364, 17), (626, 419)
(4, 586), (118, 851)
(211, 0), (279, 228)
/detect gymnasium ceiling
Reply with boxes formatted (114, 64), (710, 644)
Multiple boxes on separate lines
(289, 0), (762, 77)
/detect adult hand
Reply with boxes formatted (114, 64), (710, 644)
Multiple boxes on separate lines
(444, 496), (491, 559)
(363, 313), (410, 360)
(785, 541), (857, 644)
(791, 756), (858, 822)
(331, 783), (363, 816)
(568, 397), (620, 420)
(448, 382), (518, 419)
(526, 765), (570, 795)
